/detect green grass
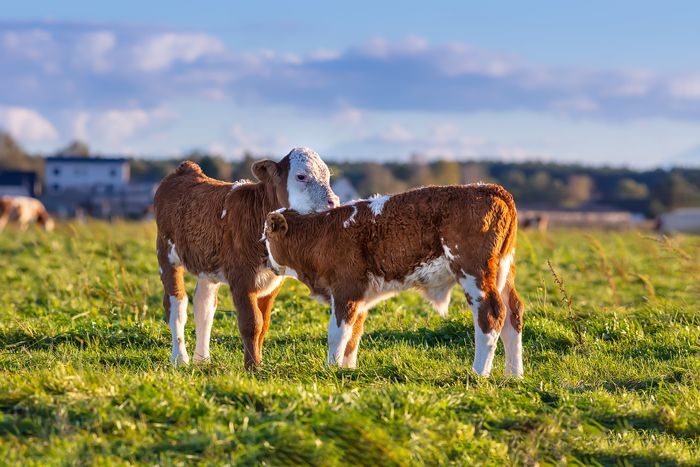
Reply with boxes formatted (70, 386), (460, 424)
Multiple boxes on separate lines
(0, 222), (698, 465)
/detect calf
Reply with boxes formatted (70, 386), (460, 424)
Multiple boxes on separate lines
(263, 185), (524, 377)
(154, 147), (339, 369)
(0, 196), (54, 232)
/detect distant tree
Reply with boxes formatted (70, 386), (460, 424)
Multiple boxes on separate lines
(563, 175), (594, 207)
(0, 132), (31, 169)
(615, 178), (649, 200)
(653, 173), (700, 211)
(359, 163), (407, 196)
(461, 164), (489, 184)
(501, 169), (527, 198)
(130, 159), (177, 181)
(408, 164), (434, 187)
(431, 160), (461, 186)
(198, 156), (227, 180)
(56, 140), (90, 156)
(231, 152), (257, 181)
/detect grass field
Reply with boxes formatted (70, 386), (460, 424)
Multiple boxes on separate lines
(0, 222), (698, 465)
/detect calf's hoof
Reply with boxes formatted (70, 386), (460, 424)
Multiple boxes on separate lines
(171, 350), (190, 366)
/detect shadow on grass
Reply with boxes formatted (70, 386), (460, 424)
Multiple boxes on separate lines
(363, 320), (471, 349)
(0, 326), (163, 352)
(574, 450), (690, 466)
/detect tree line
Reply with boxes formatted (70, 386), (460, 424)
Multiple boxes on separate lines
(2, 133), (699, 217)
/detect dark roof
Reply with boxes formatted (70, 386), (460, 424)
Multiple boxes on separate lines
(46, 156), (129, 163)
(0, 170), (36, 185)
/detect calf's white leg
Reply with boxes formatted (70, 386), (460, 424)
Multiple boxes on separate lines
(500, 285), (524, 378)
(459, 273), (499, 377)
(327, 297), (354, 367)
(169, 294), (190, 365)
(193, 277), (220, 363)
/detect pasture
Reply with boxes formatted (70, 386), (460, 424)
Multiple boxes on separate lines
(0, 222), (698, 465)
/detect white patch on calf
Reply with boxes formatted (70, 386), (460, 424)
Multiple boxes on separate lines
(343, 205), (358, 228)
(459, 272), (483, 304)
(200, 270), (227, 284)
(442, 242), (458, 262)
(169, 295), (190, 366)
(221, 209), (227, 219)
(364, 255), (456, 314)
(264, 237), (283, 271)
(167, 240), (181, 266)
(368, 194), (391, 216)
(423, 286), (453, 317)
(231, 179), (252, 191)
(327, 296), (354, 366)
(497, 249), (514, 293)
(255, 268), (284, 297)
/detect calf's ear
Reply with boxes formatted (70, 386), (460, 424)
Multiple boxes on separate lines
(252, 160), (279, 182)
(266, 212), (288, 237)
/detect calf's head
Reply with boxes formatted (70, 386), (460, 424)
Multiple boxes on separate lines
(252, 147), (339, 213)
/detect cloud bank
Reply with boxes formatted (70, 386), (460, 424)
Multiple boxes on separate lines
(1, 21), (699, 120)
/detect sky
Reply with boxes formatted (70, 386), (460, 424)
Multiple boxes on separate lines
(1, 1), (700, 168)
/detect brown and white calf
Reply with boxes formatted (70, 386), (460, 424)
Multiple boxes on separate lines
(263, 184), (524, 377)
(154, 147), (339, 369)
(0, 196), (54, 232)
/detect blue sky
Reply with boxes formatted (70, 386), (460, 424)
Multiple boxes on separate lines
(1, 1), (699, 167)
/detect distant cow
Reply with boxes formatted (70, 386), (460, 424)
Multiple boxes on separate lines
(263, 184), (524, 378)
(154, 148), (339, 369)
(0, 196), (54, 232)
(520, 213), (549, 232)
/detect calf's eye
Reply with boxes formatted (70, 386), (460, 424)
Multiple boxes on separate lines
(296, 174), (306, 181)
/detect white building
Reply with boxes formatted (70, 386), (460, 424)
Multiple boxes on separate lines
(45, 156), (130, 193)
(660, 208), (700, 234)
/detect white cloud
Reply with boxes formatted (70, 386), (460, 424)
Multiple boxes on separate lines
(0, 106), (58, 142)
(333, 106), (364, 126)
(71, 111), (90, 140)
(228, 124), (289, 158)
(550, 96), (599, 113)
(131, 33), (225, 72)
(74, 31), (116, 73)
(2, 29), (54, 61)
(72, 106), (177, 143)
(668, 76), (700, 99)
(379, 124), (414, 143)
(307, 48), (340, 62)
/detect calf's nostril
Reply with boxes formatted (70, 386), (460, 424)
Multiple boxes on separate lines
(327, 199), (336, 208)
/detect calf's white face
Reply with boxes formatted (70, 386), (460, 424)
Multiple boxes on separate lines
(286, 147), (339, 213)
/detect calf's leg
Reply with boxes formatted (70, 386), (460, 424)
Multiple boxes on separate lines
(499, 273), (524, 378)
(157, 236), (189, 366)
(193, 277), (220, 363)
(342, 309), (367, 368)
(256, 282), (283, 357)
(327, 297), (359, 367)
(230, 284), (264, 370)
(457, 270), (505, 377)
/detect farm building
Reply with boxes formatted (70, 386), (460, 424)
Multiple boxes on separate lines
(42, 156), (155, 219)
(659, 208), (700, 234)
(0, 170), (39, 197)
(45, 156), (130, 194)
(519, 204), (647, 230)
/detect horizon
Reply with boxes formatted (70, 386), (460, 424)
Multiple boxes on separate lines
(1, 2), (700, 169)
